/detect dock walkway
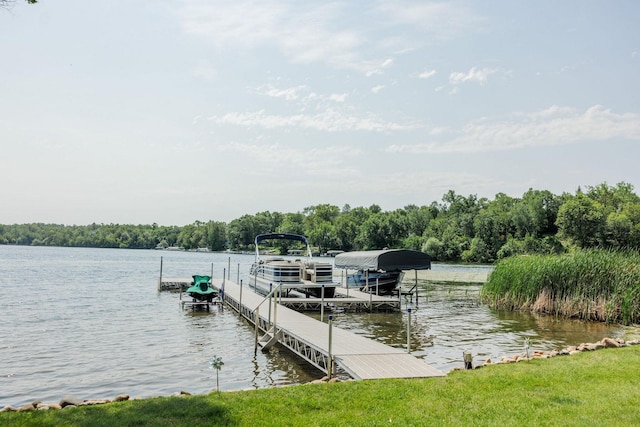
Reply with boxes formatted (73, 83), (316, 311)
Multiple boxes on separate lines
(211, 278), (443, 380)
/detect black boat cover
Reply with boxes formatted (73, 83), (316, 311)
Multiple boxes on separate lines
(334, 249), (431, 271)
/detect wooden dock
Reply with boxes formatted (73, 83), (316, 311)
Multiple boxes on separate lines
(210, 278), (444, 380)
(161, 277), (401, 312)
(158, 277), (192, 291)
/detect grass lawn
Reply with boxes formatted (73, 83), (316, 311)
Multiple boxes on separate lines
(3, 344), (640, 426)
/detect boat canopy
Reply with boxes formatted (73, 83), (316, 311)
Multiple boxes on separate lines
(334, 249), (431, 272)
(254, 233), (312, 259)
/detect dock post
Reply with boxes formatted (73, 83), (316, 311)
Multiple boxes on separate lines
(365, 270), (369, 293)
(415, 270), (419, 307)
(376, 278), (379, 295)
(407, 304), (412, 353)
(328, 314), (334, 378)
(239, 280), (243, 315)
(237, 263), (240, 284)
(343, 270), (349, 297)
(158, 256), (163, 291)
(254, 307), (260, 355)
(222, 268), (226, 301)
(273, 286), (278, 332)
(320, 285), (325, 322)
(268, 283), (272, 324)
(228, 257), (231, 280)
(463, 351), (473, 369)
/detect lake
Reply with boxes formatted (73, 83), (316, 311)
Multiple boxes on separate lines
(0, 246), (629, 407)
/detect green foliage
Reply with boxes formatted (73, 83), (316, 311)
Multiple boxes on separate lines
(483, 249), (640, 324)
(209, 355), (224, 393)
(556, 194), (606, 247)
(422, 237), (443, 260)
(4, 181), (640, 262)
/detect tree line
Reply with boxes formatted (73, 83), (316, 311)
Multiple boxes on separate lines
(1, 182), (639, 263)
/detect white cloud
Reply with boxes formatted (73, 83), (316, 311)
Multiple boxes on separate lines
(181, 1), (371, 73)
(418, 69), (437, 79)
(371, 85), (385, 94)
(328, 93), (348, 103)
(180, 1), (483, 74)
(207, 108), (421, 132)
(376, 1), (484, 40)
(386, 105), (640, 154)
(449, 67), (498, 85)
(255, 84), (308, 101)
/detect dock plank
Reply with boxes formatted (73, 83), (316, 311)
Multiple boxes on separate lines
(211, 278), (444, 380)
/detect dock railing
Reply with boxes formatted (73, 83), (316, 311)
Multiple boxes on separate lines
(252, 283), (283, 354)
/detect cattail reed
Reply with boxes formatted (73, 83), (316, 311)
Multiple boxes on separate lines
(481, 249), (640, 324)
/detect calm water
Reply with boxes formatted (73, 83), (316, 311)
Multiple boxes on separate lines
(0, 246), (629, 407)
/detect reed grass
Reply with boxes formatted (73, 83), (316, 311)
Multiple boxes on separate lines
(482, 249), (640, 324)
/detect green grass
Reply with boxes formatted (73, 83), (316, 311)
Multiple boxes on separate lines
(482, 249), (640, 324)
(4, 345), (640, 426)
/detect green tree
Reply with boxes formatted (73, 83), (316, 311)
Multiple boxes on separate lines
(512, 189), (560, 238)
(206, 221), (228, 251)
(227, 215), (260, 249)
(303, 204), (339, 249)
(335, 206), (371, 251)
(556, 194), (606, 248)
(278, 213), (306, 236)
(422, 237), (443, 260)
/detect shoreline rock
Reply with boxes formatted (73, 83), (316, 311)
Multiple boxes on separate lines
(458, 337), (637, 372)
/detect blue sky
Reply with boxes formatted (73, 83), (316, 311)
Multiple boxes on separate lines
(1, 1), (639, 226)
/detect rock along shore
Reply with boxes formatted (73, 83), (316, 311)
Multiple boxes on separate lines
(451, 337), (638, 371)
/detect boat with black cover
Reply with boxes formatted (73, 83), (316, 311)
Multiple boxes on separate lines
(334, 249), (431, 295)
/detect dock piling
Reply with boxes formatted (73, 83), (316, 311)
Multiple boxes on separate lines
(254, 307), (260, 355)
(407, 304), (412, 353)
(328, 314), (334, 378)
(320, 285), (325, 322)
(158, 256), (163, 291)
(415, 270), (419, 307)
(463, 351), (473, 369)
(268, 283), (272, 323)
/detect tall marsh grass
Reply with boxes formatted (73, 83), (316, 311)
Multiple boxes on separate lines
(482, 249), (640, 324)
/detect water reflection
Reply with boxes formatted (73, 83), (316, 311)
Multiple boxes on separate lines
(310, 280), (630, 372)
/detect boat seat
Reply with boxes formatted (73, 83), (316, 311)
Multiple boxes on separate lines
(199, 282), (209, 292)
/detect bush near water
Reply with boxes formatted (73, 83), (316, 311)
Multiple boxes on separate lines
(482, 249), (640, 324)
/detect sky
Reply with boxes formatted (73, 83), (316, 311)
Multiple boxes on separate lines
(1, 1), (639, 226)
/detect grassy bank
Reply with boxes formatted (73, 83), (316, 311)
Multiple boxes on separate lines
(482, 249), (640, 324)
(3, 345), (640, 426)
